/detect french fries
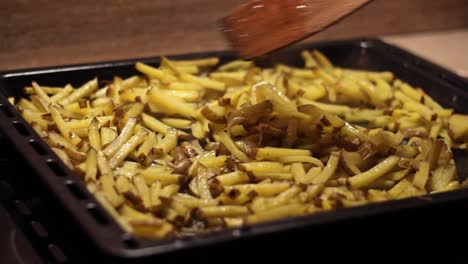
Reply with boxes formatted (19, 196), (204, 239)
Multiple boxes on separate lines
(14, 48), (468, 239)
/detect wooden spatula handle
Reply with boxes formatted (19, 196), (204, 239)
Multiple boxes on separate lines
(222, 0), (372, 59)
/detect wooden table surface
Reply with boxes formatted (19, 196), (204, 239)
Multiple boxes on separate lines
(384, 29), (468, 78)
(1, 0), (468, 72)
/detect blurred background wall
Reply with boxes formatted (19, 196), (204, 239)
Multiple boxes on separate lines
(1, 0), (467, 70)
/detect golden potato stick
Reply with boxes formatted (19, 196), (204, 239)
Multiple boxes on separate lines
(159, 184), (180, 199)
(214, 171), (250, 186)
(428, 164), (456, 192)
(312, 49), (333, 68)
(31, 121), (47, 137)
(431, 181), (460, 194)
(291, 163), (306, 184)
(120, 204), (153, 221)
(156, 128), (178, 154)
(170, 200), (190, 219)
(210, 71), (246, 86)
(367, 189), (391, 202)
(87, 118), (101, 150)
(252, 172), (293, 181)
(25, 85), (64, 94)
(301, 83), (327, 101)
(119, 90), (145, 104)
(174, 65), (199, 74)
(348, 156), (400, 188)
(30, 95), (50, 112)
(358, 80), (380, 105)
(49, 104), (71, 140)
(218, 60), (253, 71)
(135, 62), (177, 83)
(19, 110), (49, 129)
(149, 181), (163, 211)
(115, 161), (142, 178)
(256, 147), (311, 161)
(165, 208), (186, 225)
(197, 206), (249, 218)
(85, 179), (101, 194)
(246, 203), (308, 224)
(344, 109), (384, 123)
(67, 115), (114, 129)
(135, 132), (157, 161)
(413, 161), (430, 190)
(100, 174), (124, 207)
(367, 178), (395, 189)
(310, 152), (340, 185)
(94, 192), (132, 233)
(224, 182), (291, 197)
(291, 69), (316, 80)
(133, 175), (151, 209)
(103, 117), (137, 158)
(224, 217), (244, 228)
(172, 193), (219, 208)
(298, 98), (351, 116)
(165, 82), (203, 91)
(197, 168), (213, 200)
(299, 167), (320, 185)
(84, 148), (98, 181)
(217, 192), (253, 205)
(254, 82), (298, 115)
(213, 131), (250, 162)
(31, 81), (51, 104)
(421, 92), (443, 110)
(239, 161), (289, 173)
(198, 155), (227, 168)
(147, 88), (196, 118)
(448, 114), (468, 142)
(278, 156), (324, 168)
(371, 77), (393, 102)
(130, 220), (174, 239)
(141, 170), (181, 186)
(47, 132), (76, 150)
(388, 179), (412, 197)
(141, 113), (172, 134)
(58, 78), (98, 106)
(108, 129), (148, 168)
(100, 127), (117, 148)
(17, 98), (40, 112)
(161, 118), (192, 129)
(396, 80), (422, 101)
(403, 101), (435, 121)
(122, 103), (145, 125)
(190, 120), (205, 139)
(97, 151), (113, 177)
(179, 73), (226, 92)
(159, 90), (201, 102)
(115, 174), (132, 193)
(435, 109), (453, 119)
(111, 77), (122, 105)
(394, 90), (416, 105)
(121, 76), (143, 90)
(300, 50), (318, 68)
(51, 148), (74, 169)
(161, 56), (183, 76)
(173, 57), (219, 67)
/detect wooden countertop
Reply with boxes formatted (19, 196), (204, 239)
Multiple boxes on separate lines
(1, 0), (468, 73)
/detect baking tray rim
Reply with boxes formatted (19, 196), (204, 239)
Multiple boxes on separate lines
(0, 37), (467, 259)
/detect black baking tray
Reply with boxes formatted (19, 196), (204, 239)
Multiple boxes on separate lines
(1, 38), (468, 262)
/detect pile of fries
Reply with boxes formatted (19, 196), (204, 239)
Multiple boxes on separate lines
(13, 49), (468, 238)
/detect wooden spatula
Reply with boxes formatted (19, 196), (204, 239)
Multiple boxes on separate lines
(221, 0), (372, 59)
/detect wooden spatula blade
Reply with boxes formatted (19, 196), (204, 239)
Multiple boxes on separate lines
(221, 0), (371, 59)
